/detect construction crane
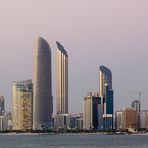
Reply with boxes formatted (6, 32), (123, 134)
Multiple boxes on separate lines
(128, 91), (143, 102)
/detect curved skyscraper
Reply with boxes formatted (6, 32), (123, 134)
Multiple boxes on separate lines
(33, 36), (53, 130)
(99, 65), (112, 97)
(56, 41), (68, 114)
(99, 66), (113, 130)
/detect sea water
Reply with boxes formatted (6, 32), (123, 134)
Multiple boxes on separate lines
(0, 133), (148, 148)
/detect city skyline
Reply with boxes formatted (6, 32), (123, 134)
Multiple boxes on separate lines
(0, 0), (148, 113)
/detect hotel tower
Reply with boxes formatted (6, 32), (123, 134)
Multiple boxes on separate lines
(99, 66), (112, 98)
(99, 66), (113, 114)
(56, 41), (68, 114)
(33, 36), (53, 130)
(99, 66), (113, 130)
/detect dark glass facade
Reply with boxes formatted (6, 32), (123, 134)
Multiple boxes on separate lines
(33, 36), (53, 130)
(92, 96), (99, 129)
(99, 66), (114, 130)
(106, 85), (114, 114)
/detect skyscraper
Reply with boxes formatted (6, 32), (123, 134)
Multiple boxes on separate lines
(99, 66), (112, 98)
(12, 80), (33, 130)
(83, 92), (101, 130)
(99, 66), (114, 130)
(33, 36), (53, 130)
(99, 66), (113, 114)
(56, 41), (68, 114)
(0, 96), (4, 116)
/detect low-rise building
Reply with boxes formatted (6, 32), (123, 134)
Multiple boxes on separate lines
(139, 110), (148, 130)
(115, 110), (124, 131)
(123, 107), (137, 130)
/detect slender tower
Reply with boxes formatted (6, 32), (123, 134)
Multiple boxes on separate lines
(99, 65), (113, 114)
(99, 66), (112, 98)
(33, 36), (53, 130)
(56, 41), (68, 114)
(99, 66), (113, 130)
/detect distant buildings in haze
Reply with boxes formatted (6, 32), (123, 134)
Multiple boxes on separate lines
(140, 110), (148, 130)
(54, 113), (83, 130)
(0, 96), (4, 115)
(115, 107), (137, 131)
(115, 100), (148, 131)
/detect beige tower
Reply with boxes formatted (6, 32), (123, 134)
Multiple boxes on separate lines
(56, 41), (68, 114)
(83, 92), (93, 130)
(12, 80), (33, 130)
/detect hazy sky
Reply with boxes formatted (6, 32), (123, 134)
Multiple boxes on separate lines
(0, 0), (148, 113)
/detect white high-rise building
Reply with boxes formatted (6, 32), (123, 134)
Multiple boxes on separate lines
(83, 92), (93, 130)
(115, 110), (124, 130)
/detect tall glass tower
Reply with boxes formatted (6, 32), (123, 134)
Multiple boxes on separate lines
(99, 66), (112, 98)
(99, 66), (113, 114)
(33, 36), (53, 130)
(99, 66), (114, 130)
(56, 41), (68, 114)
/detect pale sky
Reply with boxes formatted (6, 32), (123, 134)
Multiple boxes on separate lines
(0, 0), (148, 113)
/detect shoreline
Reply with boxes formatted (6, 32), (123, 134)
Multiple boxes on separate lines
(0, 131), (148, 136)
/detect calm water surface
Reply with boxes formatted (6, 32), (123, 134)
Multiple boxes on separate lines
(0, 133), (148, 148)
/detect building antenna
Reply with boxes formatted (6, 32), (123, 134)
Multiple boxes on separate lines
(129, 91), (143, 104)
(138, 92), (143, 103)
